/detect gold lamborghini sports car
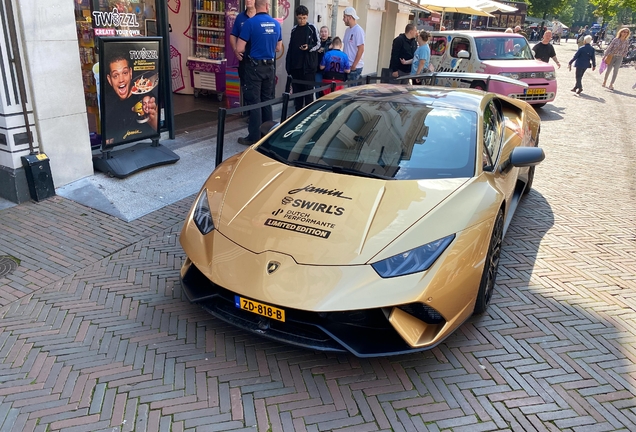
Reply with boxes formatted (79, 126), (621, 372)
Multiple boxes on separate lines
(180, 84), (544, 357)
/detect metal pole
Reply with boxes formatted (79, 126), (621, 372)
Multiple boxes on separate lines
(331, 0), (339, 41)
(156, 0), (175, 139)
(285, 75), (292, 93)
(5, 0), (36, 154)
(281, 93), (290, 122)
(216, 108), (227, 167)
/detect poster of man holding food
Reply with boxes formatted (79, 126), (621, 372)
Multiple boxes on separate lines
(100, 38), (162, 147)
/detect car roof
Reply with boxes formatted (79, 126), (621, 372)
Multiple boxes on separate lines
(321, 84), (486, 112)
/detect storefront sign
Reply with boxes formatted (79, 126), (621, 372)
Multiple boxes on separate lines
(92, 8), (140, 27)
(99, 37), (162, 148)
(95, 28), (116, 36)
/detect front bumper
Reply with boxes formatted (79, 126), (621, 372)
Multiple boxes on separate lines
(181, 259), (444, 357)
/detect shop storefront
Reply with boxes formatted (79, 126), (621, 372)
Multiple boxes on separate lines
(2, 0), (393, 202)
(487, 1), (526, 30)
(74, 0), (174, 147)
(73, 0), (245, 148)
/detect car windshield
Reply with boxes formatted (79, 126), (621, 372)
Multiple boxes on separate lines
(476, 37), (534, 60)
(256, 99), (477, 180)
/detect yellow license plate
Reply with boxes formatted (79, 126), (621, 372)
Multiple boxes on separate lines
(235, 296), (285, 322)
(524, 88), (546, 95)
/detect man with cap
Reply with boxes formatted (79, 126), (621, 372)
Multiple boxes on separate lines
(342, 7), (365, 84)
(236, 0), (282, 145)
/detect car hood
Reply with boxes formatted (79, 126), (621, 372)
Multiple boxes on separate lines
(216, 149), (469, 265)
(481, 59), (555, 71)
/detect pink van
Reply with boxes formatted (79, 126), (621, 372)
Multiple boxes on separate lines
(429, 31), (557, 107)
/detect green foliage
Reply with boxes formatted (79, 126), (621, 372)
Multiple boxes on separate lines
(589, 0), (620, 21)
(556, 5), (574, 25)
(529, 0), (568, 18)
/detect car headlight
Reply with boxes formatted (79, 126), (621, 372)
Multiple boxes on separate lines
(500, 72), (520, 80)
(193, 189), (214, 235)
(372, 234), (455, 278)
(544, 71), (555, 80)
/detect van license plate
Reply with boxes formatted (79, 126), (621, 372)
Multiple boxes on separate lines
(235, 296), (285, 322)
(524, 88), (546, 95)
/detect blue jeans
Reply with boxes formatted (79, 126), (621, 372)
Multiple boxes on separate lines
(347, 68), (363, 86)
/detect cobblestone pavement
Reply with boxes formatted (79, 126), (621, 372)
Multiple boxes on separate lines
(1, 42), (635, 432)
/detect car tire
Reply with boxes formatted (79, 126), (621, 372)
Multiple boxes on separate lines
(473, 208), (504, 315)
(532, 103), (546, 109)
(470, 81), (487, 91)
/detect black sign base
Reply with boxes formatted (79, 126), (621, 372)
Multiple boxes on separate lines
(93, 141), (180, 179)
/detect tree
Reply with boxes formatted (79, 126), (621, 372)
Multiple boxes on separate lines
(529, 0), (569, 19)
(589, 0), (620, 23)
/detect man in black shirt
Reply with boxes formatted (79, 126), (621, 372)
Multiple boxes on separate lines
(286, 5), (320, 112)
(532, 30), (561, 68)
(389, 24), (417, 83)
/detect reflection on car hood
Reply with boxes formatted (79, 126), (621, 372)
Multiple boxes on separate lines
(216, 149), (468, 265)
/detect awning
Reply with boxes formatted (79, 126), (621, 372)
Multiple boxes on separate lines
(387, 0), (433, 14)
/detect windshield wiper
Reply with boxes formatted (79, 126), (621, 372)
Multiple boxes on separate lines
(257, 148), (391, 179)
(256, 145), (289, 164)
(288, 159), (333, 172)
(331, 165), (392, 180)
(291, 160), (391, 179)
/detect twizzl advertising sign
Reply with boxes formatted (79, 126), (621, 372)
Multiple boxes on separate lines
(100, 38), (162, 148)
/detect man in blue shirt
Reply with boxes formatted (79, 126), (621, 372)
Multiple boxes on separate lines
(236, 0), (282, 145)
(229, 0), (255, 85)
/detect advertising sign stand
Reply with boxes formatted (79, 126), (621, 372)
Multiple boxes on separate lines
(93, 140), (179, 178)
(94, 37), (179, 178)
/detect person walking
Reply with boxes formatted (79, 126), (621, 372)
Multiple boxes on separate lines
(602, 27), (632, 90)
(389, 24), (417, 84)
(532, 30), (561, 68)
(342, 7), (365, 84)
(568, 35), (596, 95)
(553, 21), (562, 44)
(577, 26), (588, 47)
(286, 5), (320, 112)
(236, 0), (282, 145)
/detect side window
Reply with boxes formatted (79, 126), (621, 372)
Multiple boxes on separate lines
(450, 37), (471, 58)
(482, 101), (503, 170)
(430, 37), (447, 56)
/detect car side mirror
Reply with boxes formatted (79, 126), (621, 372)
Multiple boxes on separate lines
(260, 120), (280, 137)
(500, 146), (545, 173)
(458, 50), (470, 59)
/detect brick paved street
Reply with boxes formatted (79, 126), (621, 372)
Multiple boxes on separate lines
(1, 42), (635, 431)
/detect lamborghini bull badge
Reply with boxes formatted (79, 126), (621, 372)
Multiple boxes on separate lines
(267, 261), (280, 274)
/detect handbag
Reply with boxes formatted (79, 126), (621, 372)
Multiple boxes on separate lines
(604, 54), (613, 65)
